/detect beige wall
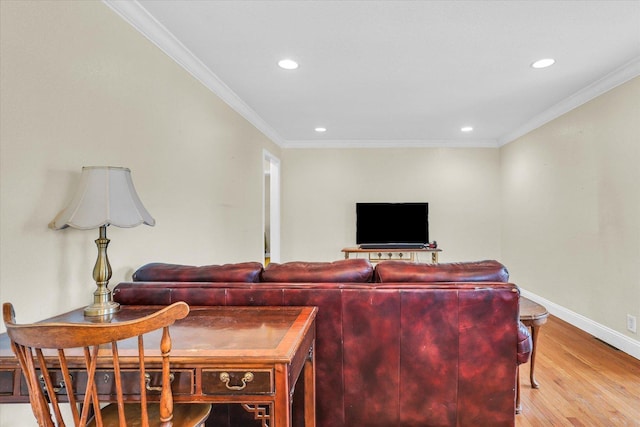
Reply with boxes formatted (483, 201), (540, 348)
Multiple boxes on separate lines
(501, 77), (640, 347)
(0, 1), (278, 330)
(281, 147), (502, 262)
(0, 4), (279, 420)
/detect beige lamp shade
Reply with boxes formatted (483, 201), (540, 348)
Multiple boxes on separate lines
(50, 166), (155, 230)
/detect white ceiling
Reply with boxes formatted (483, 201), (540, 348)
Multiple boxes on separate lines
(106, 0), (640, 148)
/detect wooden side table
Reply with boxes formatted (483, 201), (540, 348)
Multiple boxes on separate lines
(516, 296), (548, 414)
(519, 296), (549, 388)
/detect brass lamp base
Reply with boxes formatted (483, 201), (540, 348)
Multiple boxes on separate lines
(84, 300), (120, 317)
(84, 225), (121, 318)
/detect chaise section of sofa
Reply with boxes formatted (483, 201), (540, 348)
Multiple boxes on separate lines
(114, 259), (531, 427)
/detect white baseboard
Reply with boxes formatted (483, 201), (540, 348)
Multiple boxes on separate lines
(520, 289), (640, 361)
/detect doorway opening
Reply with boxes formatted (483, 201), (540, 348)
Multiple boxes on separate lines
(263, 150), (280, 265)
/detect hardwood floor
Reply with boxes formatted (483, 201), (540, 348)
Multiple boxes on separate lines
(516, 316), (640, 426)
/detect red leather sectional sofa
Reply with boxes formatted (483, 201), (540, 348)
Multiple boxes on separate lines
(114, 259), (531, 427)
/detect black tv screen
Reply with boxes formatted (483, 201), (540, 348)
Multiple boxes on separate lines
(356, 202), (429, 247)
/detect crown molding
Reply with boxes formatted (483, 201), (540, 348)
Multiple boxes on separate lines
(102, 0), (286, 146)
(103, 1), (639, 151)
(498, 56), (640, 147)
(281, 139), (499, 149)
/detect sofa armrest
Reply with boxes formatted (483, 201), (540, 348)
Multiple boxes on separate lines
(517, 321), (532, 364)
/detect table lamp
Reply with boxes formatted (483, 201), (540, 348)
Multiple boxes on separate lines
(49, 166), (155, 317)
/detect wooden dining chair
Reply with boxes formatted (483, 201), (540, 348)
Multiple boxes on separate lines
(2, 301), (211, 427)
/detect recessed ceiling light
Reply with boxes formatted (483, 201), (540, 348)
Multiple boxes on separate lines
(461, 126), (473, 132)
(314, 127), (327, 133)
(278, 59), (299, 70)
(531, 58), (555, 69)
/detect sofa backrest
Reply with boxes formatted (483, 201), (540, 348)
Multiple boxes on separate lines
(375, 259), (509, 282)
(131, 259), (508, 284)
(132, 262), (263, 282)
(261, 258), (373, 283)
(113, 281), (520, 427)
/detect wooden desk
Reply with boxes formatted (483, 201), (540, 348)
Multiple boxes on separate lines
(0, 305), (317, 427)
(342, 246), (442, 263)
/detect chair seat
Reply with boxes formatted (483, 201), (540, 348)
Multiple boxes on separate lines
(90, 402), (212, 427)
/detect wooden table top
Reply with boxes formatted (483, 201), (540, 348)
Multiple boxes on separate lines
(0, 305), (317, 363)
(519, 297), (549, 322)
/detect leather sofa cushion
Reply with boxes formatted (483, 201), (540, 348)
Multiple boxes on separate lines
(375, 259), (509, 283)
(132, 262), (263, 283)
(262, 259), (373, 283)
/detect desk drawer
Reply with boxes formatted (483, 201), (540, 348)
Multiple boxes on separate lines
(22, 369), (194, 397)
(0, 370), (14, 395)
(202, 370), (272, 395)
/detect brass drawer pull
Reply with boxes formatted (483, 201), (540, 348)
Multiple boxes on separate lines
(219, 372), (254, 391)
(39, 374), (70, 393)
(144, 373), (174, 392)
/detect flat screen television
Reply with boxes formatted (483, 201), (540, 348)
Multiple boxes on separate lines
(356, 202), (429, 249)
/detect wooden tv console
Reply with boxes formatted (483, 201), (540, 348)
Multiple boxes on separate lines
(342, 247), (441, 263)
